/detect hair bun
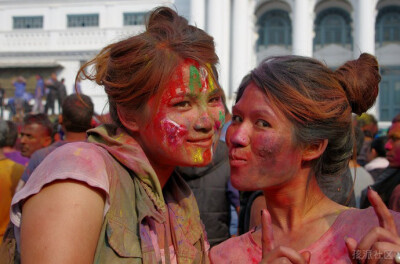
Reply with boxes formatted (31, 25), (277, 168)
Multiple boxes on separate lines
(334, 53), (381, 115)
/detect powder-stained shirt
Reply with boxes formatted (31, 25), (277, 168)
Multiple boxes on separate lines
(0, 159), (24, 241)
(11, 125), (209, 263)
(210, 207), (400, 264)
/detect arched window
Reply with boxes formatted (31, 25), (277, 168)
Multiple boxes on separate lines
(314, 8), (352, 49)
(376, 6), (400, 47)
(257, 10), (291, 50)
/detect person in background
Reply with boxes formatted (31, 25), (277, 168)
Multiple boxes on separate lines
(3, 121), (29, 167)
(357, 113), (378, 166)
(0, 120), (25, 242)
(16, 94), (94, 192)
(32, 75), (45, 113)
(8, 76), (26, 118)
(349, 125), (374, 208)
(0, 84), (5, 119)
(365, 136), (389, 181)
(58, 78), (67, 114)
(19, 113), (53, 158)
(6, 7), (224, 263)
(210, 54), (400, 263)
(44, 73), (60, 115)
(361, 118), (400, 211)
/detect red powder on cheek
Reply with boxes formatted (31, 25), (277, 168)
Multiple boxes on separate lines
(214, 121), (221, 131)
(202, 149), (212, 163)
(160, 119), (188, 147)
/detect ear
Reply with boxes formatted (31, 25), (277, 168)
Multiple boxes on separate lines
(117, 106), (139, 132)
(43, 135), (53, 147)
(302, 139), (328, 162)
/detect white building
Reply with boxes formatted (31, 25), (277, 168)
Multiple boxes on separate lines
(0, 0), (399, 126)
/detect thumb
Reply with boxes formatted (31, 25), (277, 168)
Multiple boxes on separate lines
(261, 209), (275, 258)
(301, 251), (311, 263)
(345, 237), (358, 264)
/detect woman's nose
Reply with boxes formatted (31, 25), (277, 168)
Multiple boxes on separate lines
(227, 124), (250, 147)
(194, 112), (212, 133)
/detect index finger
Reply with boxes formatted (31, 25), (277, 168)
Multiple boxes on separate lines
(368, 187), (398, 235)
(261, 209), (275, 258)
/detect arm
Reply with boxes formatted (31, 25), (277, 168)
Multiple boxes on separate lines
(20, 179), (105, 264)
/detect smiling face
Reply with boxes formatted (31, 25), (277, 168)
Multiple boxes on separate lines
(226, 83), (304, 191)
(135, 59), (225, 169)
(385, 122), (400, 168)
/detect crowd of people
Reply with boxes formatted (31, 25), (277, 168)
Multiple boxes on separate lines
(1, 71), (77, 121)
(1, 6), (400, 264)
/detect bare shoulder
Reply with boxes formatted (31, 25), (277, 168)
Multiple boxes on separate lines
(21, 179), (106, 264)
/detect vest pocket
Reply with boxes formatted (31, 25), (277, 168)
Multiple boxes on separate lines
(106, 217), (142, 258)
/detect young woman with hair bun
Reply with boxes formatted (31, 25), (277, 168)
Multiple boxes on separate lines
(210, 54), (400, 263)
(8, 6), (225, 263)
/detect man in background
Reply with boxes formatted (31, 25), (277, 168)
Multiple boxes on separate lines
(0, 120), (25, 241)
(20, 113), (53, 159)
(3, 121), (29, 166)
(17, 94), (94, 190)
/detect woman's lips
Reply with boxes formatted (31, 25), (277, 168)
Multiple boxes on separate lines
(229, 151), (248, 167)
(187, 137), (213, 148)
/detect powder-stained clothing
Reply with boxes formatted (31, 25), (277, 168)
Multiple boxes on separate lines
(176, 140), (239, 246)
(10, 124), (209, 263)
(20, 141), (67, 183)
(0, 159), (24, 241)
(4, 151), (29, 167)
(210, 207), (400, 264)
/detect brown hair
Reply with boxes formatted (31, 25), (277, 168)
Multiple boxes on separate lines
(236, 53), (380, 179)
(77, 6), (219, 126)
(62, 94), (94, 133)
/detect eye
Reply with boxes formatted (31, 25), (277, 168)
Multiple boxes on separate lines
(231, 115), (242, 124)
(255, 119), (270, 128)
(388, 136), (400, 143)
(173, 101), (191, 108)
(208, 96), (221, 105)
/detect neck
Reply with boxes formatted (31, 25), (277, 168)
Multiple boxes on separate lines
(2, 146), (14, 153)
(149, 161), (175, 188)
(263, 169), (328, 232)
(64, 132), (87, 142)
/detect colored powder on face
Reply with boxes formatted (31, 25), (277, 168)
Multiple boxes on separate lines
(206, 63), (215, 92)
(189, 65), (202, 93)
(215, 121), (221, 131)
(73, 147), (83, 156)
(203, 149), (212, 163)
(193, 148), (204, 163)
(160, 119), (188, 147)
(219, 111), (225, 126)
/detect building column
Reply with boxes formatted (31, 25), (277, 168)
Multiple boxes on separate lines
(353, 0), (377, 57)
(206, 0), (231, 100)
(292, 0), (313, 56)
(353, 0), (378, 116)
(231, 0), (253, 99)
(190, 0), (206, 30)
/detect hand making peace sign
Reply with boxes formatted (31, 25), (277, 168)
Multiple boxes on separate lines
(345, 187), (400, 264)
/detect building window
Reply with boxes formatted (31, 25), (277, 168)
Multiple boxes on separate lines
(13, 16), (43, 29)
(380, 67), (400, 121)
(257, 10), (291, 50)
(314, 8), (352, 49)
(124, 12), (146, 26)
(67, 14), (99, 28)
(376, 6), (400, 47)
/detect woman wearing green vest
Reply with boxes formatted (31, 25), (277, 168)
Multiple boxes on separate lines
(9, 7), (224, 263)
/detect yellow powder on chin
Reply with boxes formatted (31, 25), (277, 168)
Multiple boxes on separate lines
(193, 148), (203, 163)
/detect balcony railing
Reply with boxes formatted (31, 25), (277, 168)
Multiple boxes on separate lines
(0, 26), (144, 52)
